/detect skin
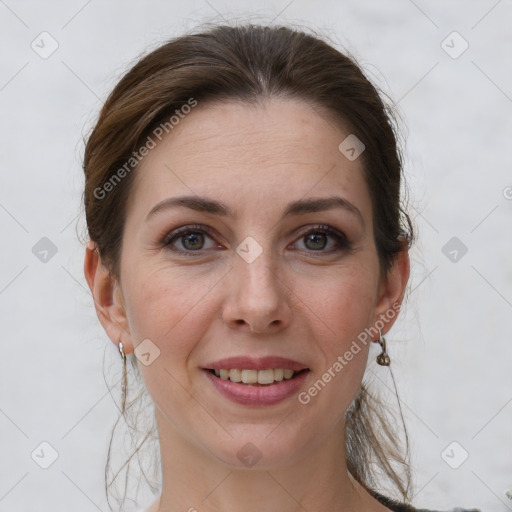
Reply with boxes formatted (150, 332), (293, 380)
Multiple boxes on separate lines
(84, 97), (409, 512)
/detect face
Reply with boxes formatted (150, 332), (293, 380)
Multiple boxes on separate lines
(91, 97), (407, 471)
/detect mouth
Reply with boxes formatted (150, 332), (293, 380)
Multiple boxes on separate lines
(202, 364), (311, 407)
(201, 356), (310, 405)
(205, 367), (310, 386)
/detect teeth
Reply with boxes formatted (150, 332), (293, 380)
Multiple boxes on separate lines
(241, 369), (258, 384)
(214, 368), (298, 384)
(274, 369), (284, 381)
(229, 369), (242, 382)
(257, 369), (274, 385)
(283, 369), (294, 379)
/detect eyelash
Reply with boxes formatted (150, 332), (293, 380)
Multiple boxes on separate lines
(161, 224), (351, 257)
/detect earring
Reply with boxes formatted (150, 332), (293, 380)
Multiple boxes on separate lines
(376, 328), (391, 366)
(118, 340), (126, 363)
(118, 341), (127, 398)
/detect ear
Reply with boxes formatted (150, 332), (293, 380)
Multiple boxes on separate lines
(83, 241), (134, 354)
(372, 242), (410, 336)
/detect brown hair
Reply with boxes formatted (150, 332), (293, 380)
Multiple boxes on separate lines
(83, 23), (415, 509)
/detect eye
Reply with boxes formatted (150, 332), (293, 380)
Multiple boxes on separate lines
(162, 224), (219, 254)
(161, 224), (351, 256)
(292, 225), (350, 253)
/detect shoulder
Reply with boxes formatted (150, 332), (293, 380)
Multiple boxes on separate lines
(414, 508), (482, 512)
(371, 490), (481, 512)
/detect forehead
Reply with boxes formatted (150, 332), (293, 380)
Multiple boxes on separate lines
(129, 97), (371, 220)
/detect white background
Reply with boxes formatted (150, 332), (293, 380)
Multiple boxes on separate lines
(1, 1), (511, 511)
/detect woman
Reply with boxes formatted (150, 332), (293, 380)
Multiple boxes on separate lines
(82, 24), (480, 512)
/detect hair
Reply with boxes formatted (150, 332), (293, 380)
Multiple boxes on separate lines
(82, 22), (415, 510)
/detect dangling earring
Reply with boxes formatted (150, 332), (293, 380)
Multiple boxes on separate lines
(118, 341), (127, 408)
(376, 328), (391, 366)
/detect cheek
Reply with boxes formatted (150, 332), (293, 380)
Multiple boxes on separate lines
(293, 263), (377, 409)
(296, 264), (377, 343)
(297, 273), (374, 420)
(122, 264), (219, 358)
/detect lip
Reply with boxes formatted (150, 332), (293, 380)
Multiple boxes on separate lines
(203, 367), (310, 406)
(202, 356), (309, 372)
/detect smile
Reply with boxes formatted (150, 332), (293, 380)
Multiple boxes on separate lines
(210, 368), (305, 385)
(203, 367), (310, 406)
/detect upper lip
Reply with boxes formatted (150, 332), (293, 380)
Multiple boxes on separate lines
(203, 356), (309, 371)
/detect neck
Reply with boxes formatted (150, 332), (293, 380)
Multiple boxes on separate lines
(151, 408), (375, 512)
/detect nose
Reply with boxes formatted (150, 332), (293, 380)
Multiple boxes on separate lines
(222, 246), (293, 334)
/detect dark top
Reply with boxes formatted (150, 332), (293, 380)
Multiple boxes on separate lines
(371, 490), (482, 512)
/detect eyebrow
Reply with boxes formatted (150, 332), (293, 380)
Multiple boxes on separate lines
(146, 194), (365, 227)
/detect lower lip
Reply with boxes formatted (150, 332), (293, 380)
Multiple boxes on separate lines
(202, 369), (310, 406)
